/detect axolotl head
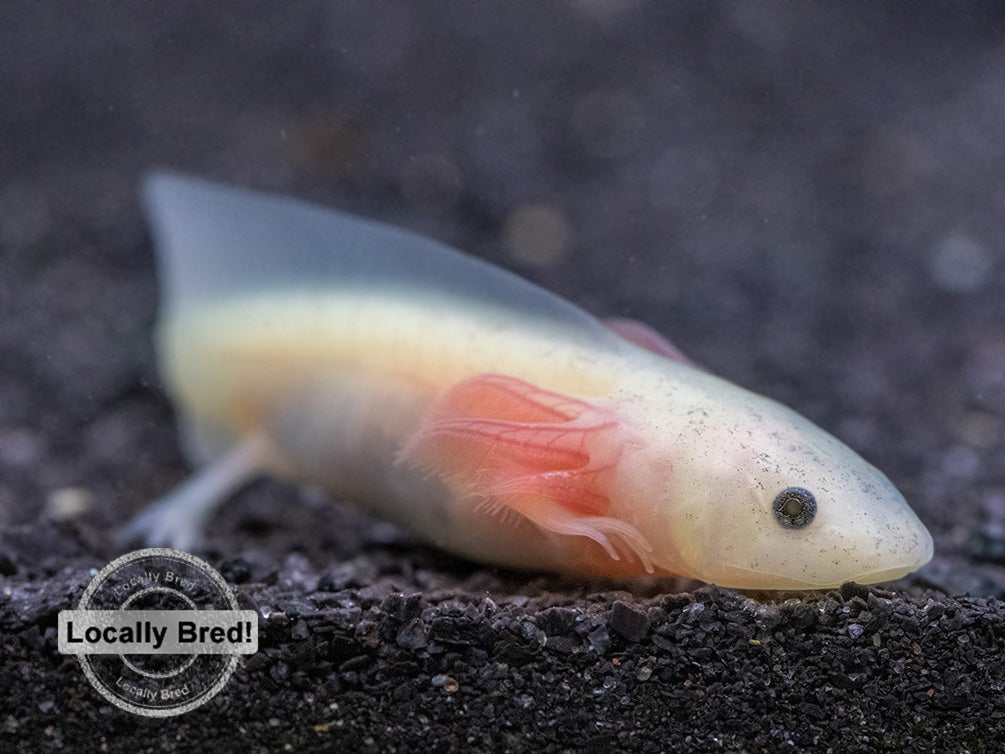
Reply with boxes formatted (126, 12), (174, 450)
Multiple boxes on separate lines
(660, 383), (933, 590)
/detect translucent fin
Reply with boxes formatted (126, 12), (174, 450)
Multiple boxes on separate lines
(117, 436), (271, 551)
(604, 317), (695, 365)
(143, 171), (626, 351)
(399, 374), (654, 572)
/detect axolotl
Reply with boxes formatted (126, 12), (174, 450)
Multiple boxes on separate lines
(123, 172), (933, 590)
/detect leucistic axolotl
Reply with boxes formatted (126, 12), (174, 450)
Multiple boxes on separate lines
(122, 172), (934, 590)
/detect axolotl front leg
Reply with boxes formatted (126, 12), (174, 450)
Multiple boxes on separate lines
(398, 373), (657, 573)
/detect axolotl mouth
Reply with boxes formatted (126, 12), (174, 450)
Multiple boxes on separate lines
(707, 532), (934, 591)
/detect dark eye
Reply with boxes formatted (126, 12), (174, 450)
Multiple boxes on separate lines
(772, 487), (817, 529)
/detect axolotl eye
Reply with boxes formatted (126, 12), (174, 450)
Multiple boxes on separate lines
(772, 487), (817, 529)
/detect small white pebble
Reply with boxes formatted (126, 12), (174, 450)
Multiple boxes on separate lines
(45, 487), (93, 520)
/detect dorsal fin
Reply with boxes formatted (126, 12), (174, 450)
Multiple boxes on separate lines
(143, 171), (625, 350)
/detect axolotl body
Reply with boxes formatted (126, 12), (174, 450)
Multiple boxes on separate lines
(124, 173), (933, 590)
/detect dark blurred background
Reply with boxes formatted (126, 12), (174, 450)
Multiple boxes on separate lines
(2, 2), (1005, 593)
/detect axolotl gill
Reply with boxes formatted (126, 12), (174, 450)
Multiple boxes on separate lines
(122, 173), (933, 590)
